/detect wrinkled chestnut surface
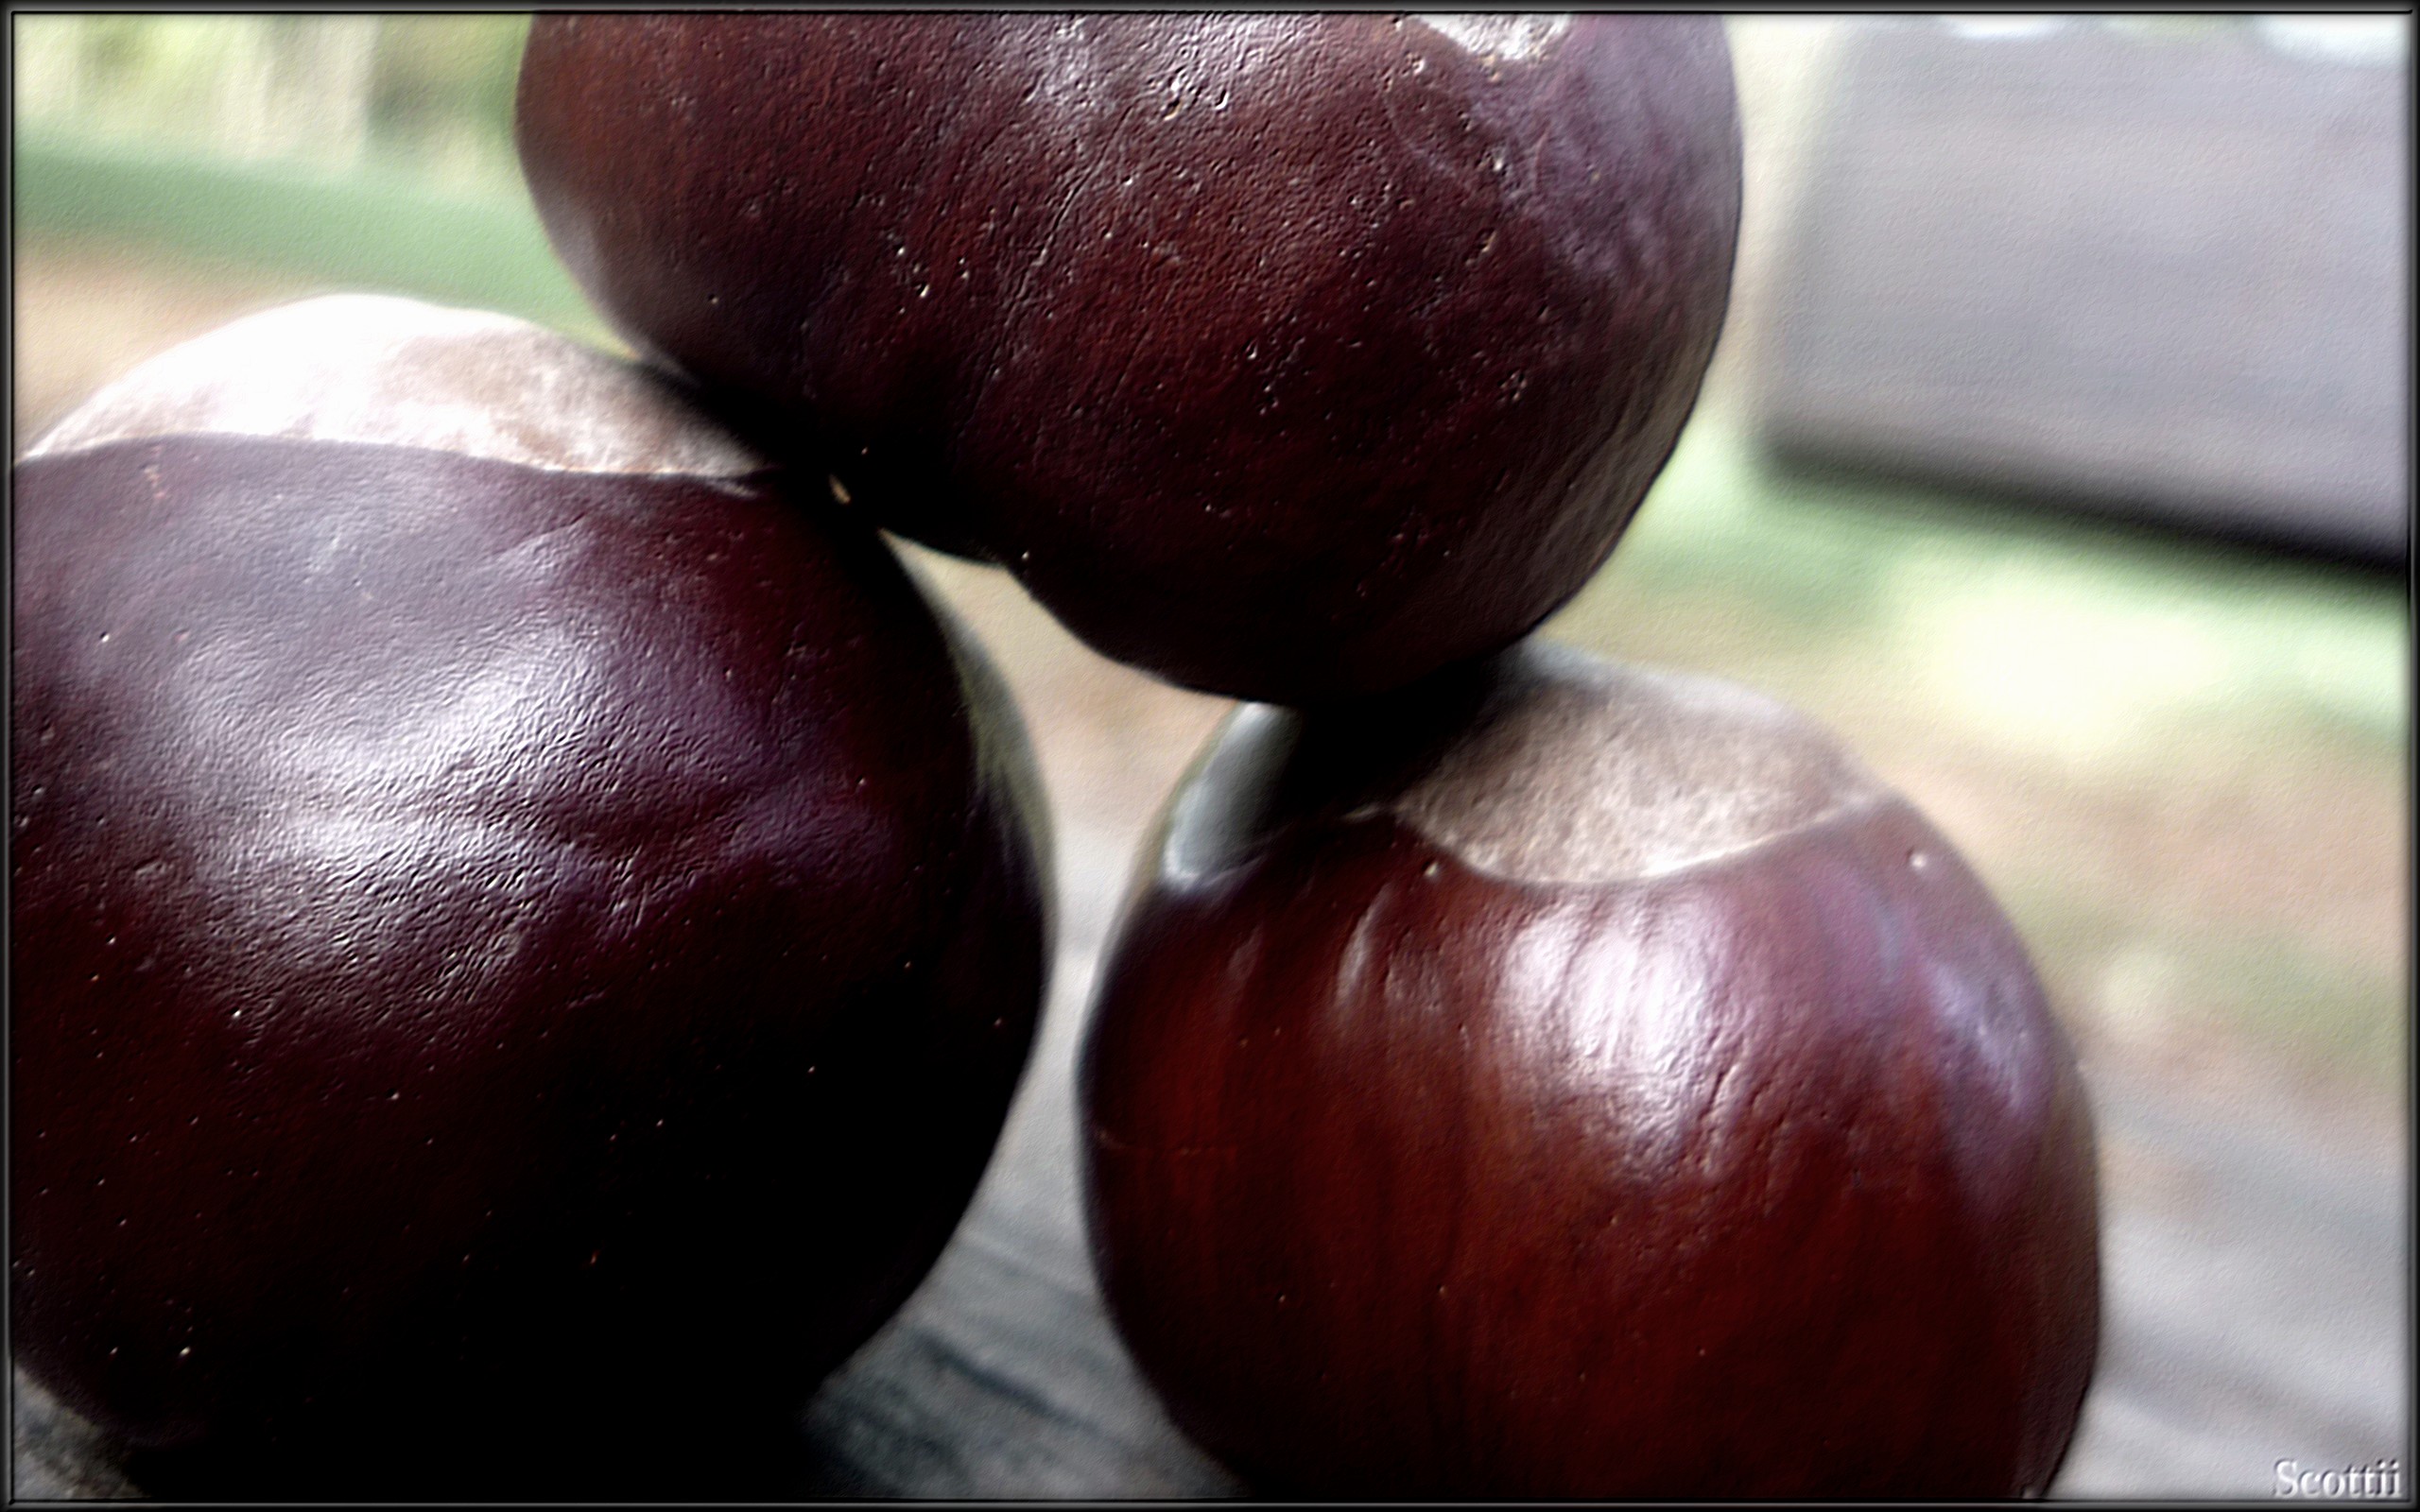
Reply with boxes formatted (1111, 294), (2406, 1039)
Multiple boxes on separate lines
(10, 299), (1051, 1498)
(515, 14), (1741, 701)
(1080, 643), (2100, 1498)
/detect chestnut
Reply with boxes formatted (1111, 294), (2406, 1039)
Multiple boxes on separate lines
(514, 14), (1741, 702)
(1079, 642), (2100, 1498)
(10, 296), (1051, 1496)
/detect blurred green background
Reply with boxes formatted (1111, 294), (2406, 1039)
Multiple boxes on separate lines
(15, 16), (594, 338)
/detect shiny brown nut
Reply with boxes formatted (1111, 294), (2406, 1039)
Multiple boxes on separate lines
(10, 296), (1052, 1497)
(514, 14), (1741, 701)
(1079, 642), (2100, 1498)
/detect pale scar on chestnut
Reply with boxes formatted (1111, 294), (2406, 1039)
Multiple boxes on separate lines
(25, 295), (765, 481)
(1168, 643), (1890, 888)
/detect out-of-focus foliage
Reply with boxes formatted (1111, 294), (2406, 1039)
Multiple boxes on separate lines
(13, 14), (532, 191)
(364, 16), (533, 188)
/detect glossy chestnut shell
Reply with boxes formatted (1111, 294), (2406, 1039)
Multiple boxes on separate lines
(515, 14), (1741, 701)
(9, 297), (1052, 1496)
(1080, 643), (2100, 1498)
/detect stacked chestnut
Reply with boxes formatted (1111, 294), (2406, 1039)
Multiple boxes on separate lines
(11, 297), (1051, 1497)
(13, 13), (2100, 1499)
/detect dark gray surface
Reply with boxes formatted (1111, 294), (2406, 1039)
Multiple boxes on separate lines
(2052, 1075), (2409, 1497)
(11, 1376), (141, 1501)
(783, 816), (1242, 1499)
(1759, 18), (2409, 559)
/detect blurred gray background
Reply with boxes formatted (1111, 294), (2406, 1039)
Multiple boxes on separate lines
(1762, 15), (2405, 558)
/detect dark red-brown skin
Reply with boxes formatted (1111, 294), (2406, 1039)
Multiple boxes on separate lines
(11, 435), (1050, 1497)
(1080, 673), (2100, 1498)
(514, 14), (1741, 701)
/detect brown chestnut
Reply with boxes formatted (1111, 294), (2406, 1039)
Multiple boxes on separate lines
(514, 14), (1741, 701)
(10, 296), (1051, 1496)
(1079, 642), (2100, 1498)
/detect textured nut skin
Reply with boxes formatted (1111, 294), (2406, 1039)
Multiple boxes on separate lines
(514, 14), (1741, 701)
(10, 301), (1051, 1495)
(1079, 644), (2100, 1498)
